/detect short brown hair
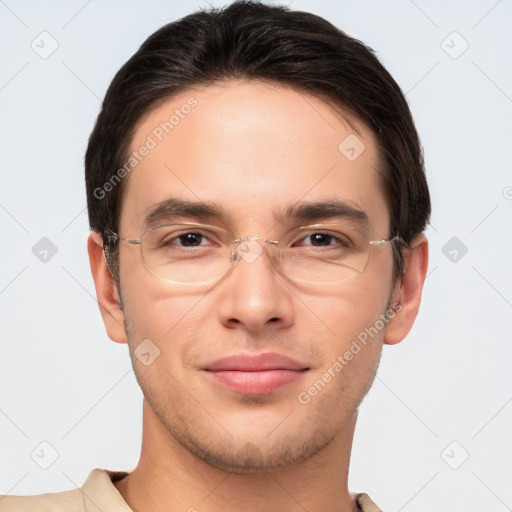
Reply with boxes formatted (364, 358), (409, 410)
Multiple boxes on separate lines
(85, 0), (431, 283)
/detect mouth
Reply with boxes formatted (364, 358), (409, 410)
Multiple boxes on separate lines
(202, 352), (310, 395)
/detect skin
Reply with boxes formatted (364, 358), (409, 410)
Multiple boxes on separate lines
(88, 79), (428, 512)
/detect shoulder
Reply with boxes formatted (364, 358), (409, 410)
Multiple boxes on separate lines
(0, 487), (85, 511)
(355, 492), (384, 512)
(0, 468), (131, 512)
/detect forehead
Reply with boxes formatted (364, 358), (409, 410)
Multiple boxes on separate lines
(121, 79), (388, 234)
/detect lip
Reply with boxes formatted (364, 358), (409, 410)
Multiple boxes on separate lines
(202, 353), (310, 395)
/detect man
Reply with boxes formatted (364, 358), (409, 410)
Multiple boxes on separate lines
(1, 1), (430, 510)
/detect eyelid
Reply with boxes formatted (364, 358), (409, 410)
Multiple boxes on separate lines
(149, 223), (232, 245)
(296, 223), (356, 230)
(148, 222), (229, 233)
(282, 223), (361, 238)
(291, 225), (353, 240)
(148, 222), (366, 243)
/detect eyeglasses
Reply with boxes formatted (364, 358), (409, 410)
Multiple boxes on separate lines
(103, 222), (402, 286)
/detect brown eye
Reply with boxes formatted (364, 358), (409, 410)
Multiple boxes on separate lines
(293, 231), (352, 249)
(167, 232), (206, 247)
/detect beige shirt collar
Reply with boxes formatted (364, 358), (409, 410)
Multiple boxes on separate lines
(81, 468), (383, 512)
(81, 469), (132, 512)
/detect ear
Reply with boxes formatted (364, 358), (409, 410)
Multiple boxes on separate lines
(384, 234), (429, 345)
(87, 231), (128, 344)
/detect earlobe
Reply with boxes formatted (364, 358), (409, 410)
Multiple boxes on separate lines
(87, 231), (128, 344)
(384, 234), (429, 345)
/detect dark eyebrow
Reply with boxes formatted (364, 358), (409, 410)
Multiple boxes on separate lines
(276, 199), (370, 232)
(143, 197), (370, 233)
(143, 197), (226, 229)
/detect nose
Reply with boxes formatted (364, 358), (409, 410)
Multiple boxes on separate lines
(215, 238), (295, 333)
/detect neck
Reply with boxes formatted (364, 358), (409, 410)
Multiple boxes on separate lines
(114, 399), (359, 512)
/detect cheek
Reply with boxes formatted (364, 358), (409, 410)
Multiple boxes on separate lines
(303, 276), (391, 384)
(318, 294), (385, 374)
(295, 289), (387, 420)
(307, 272), (392, 342)
(122, 290), (211, 411)
(119, 262), (213, 362)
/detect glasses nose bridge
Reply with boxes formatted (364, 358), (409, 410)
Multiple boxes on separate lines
(230, 235), (280, 265)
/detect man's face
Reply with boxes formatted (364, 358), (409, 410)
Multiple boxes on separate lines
(116, 79), (396, 472)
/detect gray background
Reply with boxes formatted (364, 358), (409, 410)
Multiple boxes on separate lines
(1, 1), (511, 510)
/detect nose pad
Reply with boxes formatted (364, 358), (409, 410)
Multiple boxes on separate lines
(234, 238), (265, 265)
(218, 239), (292, 297)
(230, 238), (282, 270)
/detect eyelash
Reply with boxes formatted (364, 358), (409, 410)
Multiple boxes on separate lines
(162, 230), (353, 250)
(293, 232), (352, 249)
